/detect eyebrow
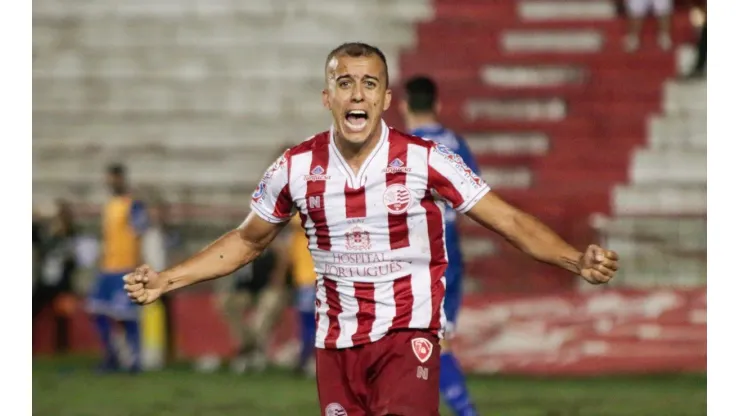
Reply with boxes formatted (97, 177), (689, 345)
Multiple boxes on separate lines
(335, 74), (381, 83)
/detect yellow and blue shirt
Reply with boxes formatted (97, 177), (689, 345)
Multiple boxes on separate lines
(100, 196), (148, 274)
(289, 214), (316, 287)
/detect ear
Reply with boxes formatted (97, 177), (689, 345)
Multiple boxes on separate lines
(322, 89), (330, 110)
(383, 88), (393, 112)
(434, 101), (442, 116)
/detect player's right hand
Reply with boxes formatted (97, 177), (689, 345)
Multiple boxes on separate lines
(123, 264), (165, 305)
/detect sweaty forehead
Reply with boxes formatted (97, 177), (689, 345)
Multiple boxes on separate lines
(325, 55), (385, 83)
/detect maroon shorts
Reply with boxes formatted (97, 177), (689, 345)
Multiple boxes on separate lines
(316, 329), (440, 416)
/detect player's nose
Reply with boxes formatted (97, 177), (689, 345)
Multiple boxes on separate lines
(351, 86), (364, 102)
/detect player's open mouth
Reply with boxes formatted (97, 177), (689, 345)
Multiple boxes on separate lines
(344, 110), (368, 132)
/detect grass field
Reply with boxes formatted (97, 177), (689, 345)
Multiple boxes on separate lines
(32, 357), (706, 416)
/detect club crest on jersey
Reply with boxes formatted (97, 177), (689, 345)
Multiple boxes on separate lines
(304, 165), (331, 182)
(251, 181), (266, 202)
(325, 403), (347, 416)
(383, 184), (411, 215)
(411, 338), (433, 363)
(383, 158), (411, 174)
(345, 225), (371, 251)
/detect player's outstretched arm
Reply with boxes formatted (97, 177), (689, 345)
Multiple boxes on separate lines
(465, 192), (619, 284)
(123, 212), (287, 304)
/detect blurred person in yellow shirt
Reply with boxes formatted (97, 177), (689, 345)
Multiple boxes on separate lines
(288, 213), (317, 376)
(86, 163), (148, 373)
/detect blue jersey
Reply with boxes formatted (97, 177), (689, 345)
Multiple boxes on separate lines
(411, 124), (480, 275)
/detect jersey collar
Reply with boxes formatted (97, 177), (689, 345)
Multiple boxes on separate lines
(329, 120), (389, 189)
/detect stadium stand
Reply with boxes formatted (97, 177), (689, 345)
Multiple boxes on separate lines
(33, 0), (705, 375)
(592, 77), (706, 288)
(33, 0), (433, 208)
(386, 0), (703, 292)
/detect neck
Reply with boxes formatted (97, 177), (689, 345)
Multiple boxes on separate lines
(405, 113), (438, 132)
(333, 123), (384, 173)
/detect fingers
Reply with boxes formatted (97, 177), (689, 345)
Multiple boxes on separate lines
(123, 264), (155, 304)
(587, 269), (613, 284)
(586, 245), (614, 258)
(135, 292), (149, 304)
(599, 258), (619, 272)
(586, 245), (601, 261)
(586, 245), (620, 270)
(128, 288), (144, 300)
(121, 266), (151, 285)
(581, 245), (621, 284)
(127, 287), (150, 304)
(124, 281), (144, 300)
(595, 264), (616, 278)
(122, 273), (136, 285)
(135, 265), (152, 283)
(124, 282), (143, 292)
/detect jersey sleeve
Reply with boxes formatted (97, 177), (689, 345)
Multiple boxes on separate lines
(428, 143), (490, 214)
(250, 151), (294, 223)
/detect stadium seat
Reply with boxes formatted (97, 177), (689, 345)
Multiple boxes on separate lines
(389, 0), (703, 291)
(33, 0), (435, 206)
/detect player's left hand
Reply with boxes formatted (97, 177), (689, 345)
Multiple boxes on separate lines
(578, 244), (619, 285)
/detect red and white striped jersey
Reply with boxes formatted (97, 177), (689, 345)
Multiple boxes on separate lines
(250, 121), (490, 349)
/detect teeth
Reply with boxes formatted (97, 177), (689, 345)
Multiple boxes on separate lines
(348, 110), (366, 116)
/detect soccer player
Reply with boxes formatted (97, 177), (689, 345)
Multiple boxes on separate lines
(123, 43), (619, 415)
(87, 163), (148, 372)
(400, 75), (479, 416)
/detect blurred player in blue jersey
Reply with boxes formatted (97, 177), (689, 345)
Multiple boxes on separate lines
(401, 76), (479, 416)
(86, 163), (148, 372)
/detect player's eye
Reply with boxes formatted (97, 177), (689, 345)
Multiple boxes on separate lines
(338, 80), (351, 88)
(364, 80), (377, 88)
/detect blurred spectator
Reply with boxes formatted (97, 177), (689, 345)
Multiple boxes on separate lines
(216, 146), (293, 373)
(685, 1), (706, 78)
(32, 207), (44, 288)
(287, 213), (318, 377)
(215, 229), (291, 373)
(86, 163), (149, 373)
(624, 0), (674, 52)
(32, 199), (79, 353)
